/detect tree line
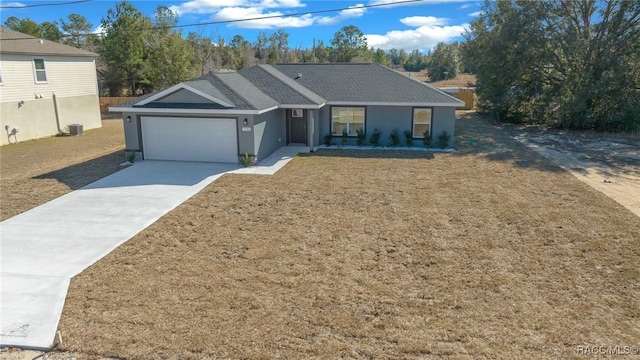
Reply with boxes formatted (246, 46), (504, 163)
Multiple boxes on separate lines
(463, 0), (640, 132)
(4, 1), (460, 97)
(5, 0), (638, 132)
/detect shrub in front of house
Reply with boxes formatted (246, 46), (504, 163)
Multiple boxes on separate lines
(324, 133), (333, 146)
(423, 131), (432, 148)
(239, 152), (252, 167)
(404, 130), (414, 147)
(369, 128), (382, 147)
(438, 131), (451, 149)
(356, 128), (367, 146)
(389, 129), (401, 147)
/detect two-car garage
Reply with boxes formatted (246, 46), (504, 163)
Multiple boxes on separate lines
(140, 116), (238, 163)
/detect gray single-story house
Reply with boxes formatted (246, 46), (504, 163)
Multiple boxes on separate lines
(111, 63), (464, 163)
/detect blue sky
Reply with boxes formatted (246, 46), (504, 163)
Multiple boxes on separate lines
(1, 0), (482, 52)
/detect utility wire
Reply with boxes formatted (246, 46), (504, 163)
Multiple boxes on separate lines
(0, 0), (93, 9)
(1, 0), (427, 40)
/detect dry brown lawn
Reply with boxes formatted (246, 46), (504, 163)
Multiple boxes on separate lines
(401, 69), (476, 88)
(54, 114), (640, 359)
(0, 120), (124, 220)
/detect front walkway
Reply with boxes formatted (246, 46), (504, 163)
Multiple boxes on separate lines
(0, 147), (306, 350)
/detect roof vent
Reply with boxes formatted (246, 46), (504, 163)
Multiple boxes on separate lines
(38, 39), (44, 44)
(295, 73), (302, 80)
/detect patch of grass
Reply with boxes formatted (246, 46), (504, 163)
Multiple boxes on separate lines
(58, 119), (640, 358)
(0, 120), (124, 221)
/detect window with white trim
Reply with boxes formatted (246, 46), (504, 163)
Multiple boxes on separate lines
(331, 107), (364, 136)
(33, 58), (48, 83)
(412, 108), (432, 138)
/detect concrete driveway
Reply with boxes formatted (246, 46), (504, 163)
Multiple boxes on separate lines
(0, 160), (240, 349)
(0, 146), (309, 350)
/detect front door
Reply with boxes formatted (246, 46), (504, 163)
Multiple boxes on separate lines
(288, 109), (307, 144)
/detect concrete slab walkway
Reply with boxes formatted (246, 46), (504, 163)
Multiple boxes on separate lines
(0, 147), (307, 349)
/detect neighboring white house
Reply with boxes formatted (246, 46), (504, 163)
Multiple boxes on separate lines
(0, 27), (101, 145)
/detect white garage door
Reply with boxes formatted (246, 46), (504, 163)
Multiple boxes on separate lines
(141, 116), (238, 163)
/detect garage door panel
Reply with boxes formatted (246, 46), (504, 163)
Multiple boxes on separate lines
(141, 117), (238, 163)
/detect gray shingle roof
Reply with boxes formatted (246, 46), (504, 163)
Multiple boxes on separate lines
(239, 65), (325, 106)
(183, 78), (235, 106)
(271, 63), (462, 104)
(112, 72), (278, 111)
(0, 27), (97, 57)
(215, 71), (279, 110)
(112, 63), (463, 112)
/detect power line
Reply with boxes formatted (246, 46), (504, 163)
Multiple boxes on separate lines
(1, 0), (428, 40)
(165, 0), (427, 31)
(0, 0), (93, 9)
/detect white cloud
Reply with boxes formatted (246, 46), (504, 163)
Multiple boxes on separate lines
(92, 25), (104, 35)
(214, 6), (313, 28)
(2, 2), (26, 7)
(468, 10), (483, 17)
(170, 0), (305, 15)
(369, 0), (467, 7)
(366, 16), (468, 51)
(458, 3), (473, 9)
(316, 4), (366, 25)
(170, 0), (365, 29)
(400, 16), (448, 27)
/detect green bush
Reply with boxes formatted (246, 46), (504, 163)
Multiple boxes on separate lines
(389, 128), (401, 147)
(369, 128), (382, 147)
(341, 129), (348, 147)
(438, 131), (451, 149)
(324, 133), (333, 147)
(404, 130), (414, 147)
(356, 127), (367, 146)
(126, 150), (136, 163)
(239, 152), (252, 167)
(423, 131), (432, 148)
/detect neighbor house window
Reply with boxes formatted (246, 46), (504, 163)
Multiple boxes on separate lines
(331, 107), (364, 136)
(412, 108), (432, 137)
(33, 58), (48, 83)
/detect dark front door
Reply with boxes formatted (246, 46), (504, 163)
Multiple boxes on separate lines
(288, 110), (307, 144)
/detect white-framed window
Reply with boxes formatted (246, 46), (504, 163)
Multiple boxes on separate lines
(412, 108), (432, 138)
(331, 107), (365, 136)
(33, 58), (48, 83)
(292, 109), (303, 117)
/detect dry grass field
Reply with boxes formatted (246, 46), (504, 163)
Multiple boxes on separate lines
(52, 115), (640, 359)
(400, 69), (476, 88)
(0, 120), (125, 221)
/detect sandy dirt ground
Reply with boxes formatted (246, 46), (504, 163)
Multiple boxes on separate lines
(512, 130), (639, 218)
(456, 111), (639, 218)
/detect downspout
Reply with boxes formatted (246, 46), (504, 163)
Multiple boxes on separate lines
(52, 92), (63, 135)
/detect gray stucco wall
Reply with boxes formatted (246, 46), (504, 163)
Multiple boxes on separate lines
(122, 112), (140, 151)
(237, 115), (253, 157)
(253, 109), (285, 160)
(1, 94), (101, 146)
(366, 106), (413, 146)
(317, 105), (456, 147)
(431, 107), (456, 148)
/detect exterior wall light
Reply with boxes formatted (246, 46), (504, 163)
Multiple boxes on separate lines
(126, 116), (132, 123)
(243, 118), (248, 126)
